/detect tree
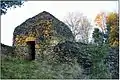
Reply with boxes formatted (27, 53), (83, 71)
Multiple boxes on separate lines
(92, 28), (104, 45)
(64, 12), (92, 43)
(93, 12), (108, 45)
(0, 0), (24, 15)
(106, 12), (119, 79)
(94, 12), (119, 47)
(94, 12), (107, 33)
(93, 11), (119, 79)
(106, 12), (119, 47)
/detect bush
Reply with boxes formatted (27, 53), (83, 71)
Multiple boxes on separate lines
(105, 46), (119, 79)
(87, 44), (111, 79)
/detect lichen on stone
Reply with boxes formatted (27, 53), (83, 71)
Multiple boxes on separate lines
(13, 11), (74, 59)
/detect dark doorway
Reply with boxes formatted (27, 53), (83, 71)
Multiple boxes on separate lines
(26, 41), (35, 60)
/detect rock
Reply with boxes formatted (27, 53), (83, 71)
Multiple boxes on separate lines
(53, 41), (92, 75)
(13, 11), (74, 59)
(1, 43), (14, 55)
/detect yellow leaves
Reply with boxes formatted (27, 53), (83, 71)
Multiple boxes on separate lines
(95, 12), (118, 47)
(107, 12), (119, 47)
(15, 34), (36, 46)
(44, 30), (49, 34)
(29, 34), (34, 37)
(22, 36), (27, 40)
(15, 37), (19, 41)
(35, 44), (40, 48)
(25, 32), (36, 41)
(94, 12), (104, 24)
(106, 12), (118, 25)
(46, 20), (52, 25)
(16, 35), (20, 38)
(43, 30), (50, 37)
(95, 14), (102, 23)
(39, 20), (52, 39)
(111, 40), (119, 47)
(25, 37), (36, 42)
(107, 12), (116, 19)
(14, 20), (53, 48)
(94, 12), (106, 31)
(110, 25), (116, 33)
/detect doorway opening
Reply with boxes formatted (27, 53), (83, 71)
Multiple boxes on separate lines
(27, 41), (35, 60)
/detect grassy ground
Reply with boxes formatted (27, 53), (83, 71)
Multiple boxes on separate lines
(1, 43), (112, 79)
(1, 54), (86, 79)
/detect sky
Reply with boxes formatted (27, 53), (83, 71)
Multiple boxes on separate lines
(1, 1), (118, 46)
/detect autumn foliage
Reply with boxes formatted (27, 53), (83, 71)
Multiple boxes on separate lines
(94, 12), (119, 47)
(106, 12), (119, 47)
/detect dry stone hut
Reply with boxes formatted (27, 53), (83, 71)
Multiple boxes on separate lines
(13, 11), (74, 60)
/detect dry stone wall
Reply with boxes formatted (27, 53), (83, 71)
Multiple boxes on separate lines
(13, 11), (74, 59)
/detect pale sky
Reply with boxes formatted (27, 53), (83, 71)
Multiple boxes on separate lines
(1, 1), (118, 46)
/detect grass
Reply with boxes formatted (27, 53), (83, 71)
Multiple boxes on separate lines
(1, 43), (112, 79)
(1, 54), (86, 79)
